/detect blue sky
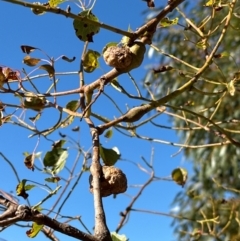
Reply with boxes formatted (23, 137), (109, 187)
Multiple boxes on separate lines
(0, 1), (192, 240)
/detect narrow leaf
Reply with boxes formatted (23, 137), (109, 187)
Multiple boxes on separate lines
(45, 177), (61, 183)
(21, 45), (38, 54)
(110, 79), (122, 92)
(62, 55), (76, 62)
(23, 55), (41, 66)
(39, 64), (55, 78)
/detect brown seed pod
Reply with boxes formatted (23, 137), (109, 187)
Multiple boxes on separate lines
(103, 42), (146, 73)
(103, 46), (132, 69)
(89, 165), (127, 197)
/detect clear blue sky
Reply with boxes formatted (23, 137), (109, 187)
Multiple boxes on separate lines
(0, 1), (192, 240)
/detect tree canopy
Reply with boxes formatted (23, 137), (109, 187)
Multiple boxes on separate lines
(0, 0), (240, 241)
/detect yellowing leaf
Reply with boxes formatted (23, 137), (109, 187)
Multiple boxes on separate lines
(24, 96), (46, 111)
(111, 232), (128, 241)
(23, 55), (41, 66)
(73, 10), (100, 42)
(26, 222), (44, 238)
(159, 17), (179, 27)
(49, 0), (65, 7)
(104, 128), (113, 139)
(121, 26), (132, 46)
(196, 38), (208, 50)
(100, 145), (120, 166)
(16, 179), (35, 199)
(227, 80), (235, 96)
(205, 0), (229, 7)
(171, 168), (188, 187)
(83, 49), (100, 73)
(24, 154), (35, 171)
(39, 64), (55, 78)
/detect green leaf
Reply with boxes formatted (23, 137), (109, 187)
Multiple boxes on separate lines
(159, 17), (179, 27)
(111, 232), (128, 241)
(26, 222), (44, 238)
(43, 141), (68, 174)
(66, 100), (79, 111)
(171, 168), (188, 187)
(23, 55), (41, 66)
(104, 128), (113, 139)
(25, 184), (35, 191)
(39, 64), (55, 78)
(52, 150), (68, 174)
(73, 10), (100, 42)
(83, 49), (100, 73)
(43, 142), (66, 167)
(99, 145), (120, 166)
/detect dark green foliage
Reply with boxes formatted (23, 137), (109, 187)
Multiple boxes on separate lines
(144, 1), (240, 240)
